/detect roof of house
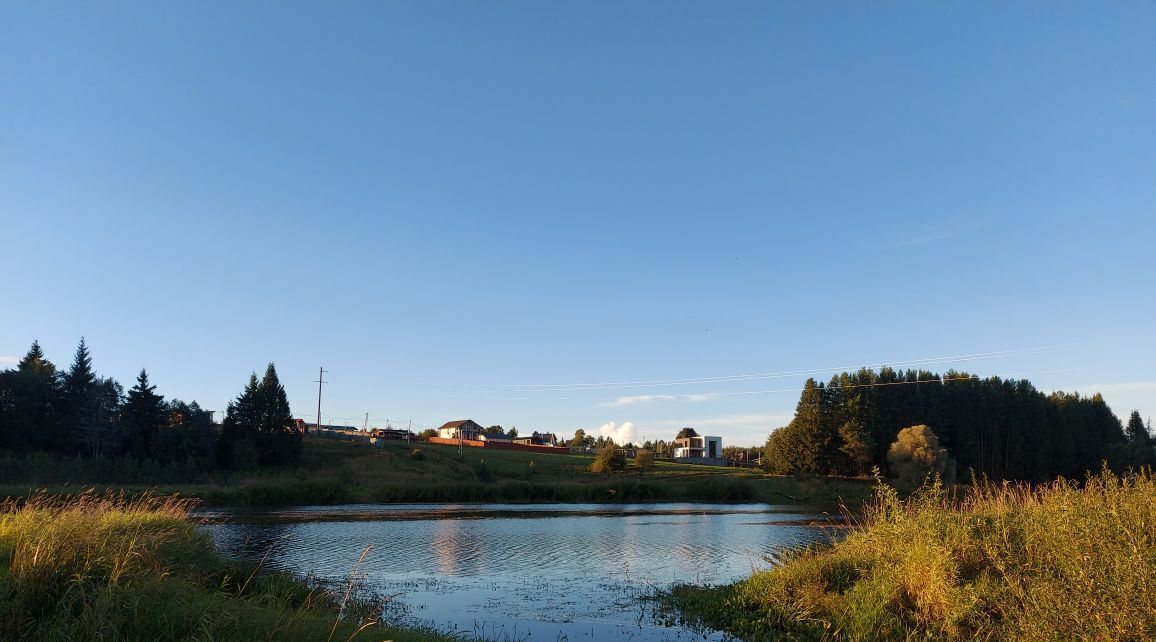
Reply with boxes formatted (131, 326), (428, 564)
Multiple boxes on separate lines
(438, 419), (482, 430)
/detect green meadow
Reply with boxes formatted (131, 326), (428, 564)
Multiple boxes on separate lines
(0, 435), (873, 507)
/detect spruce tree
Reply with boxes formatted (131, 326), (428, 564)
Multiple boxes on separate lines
(255, 363), (298, 466)
(788, 378), (832, 473)
(18, 340), (53, 376)
(1125, 410), (1150, 445)
(59, 338), (99, 455)
(838, 419), (874, 476)
(218, 373), (261, 468)
(121, 369), (166, 459)
(0, 341), (59, 451)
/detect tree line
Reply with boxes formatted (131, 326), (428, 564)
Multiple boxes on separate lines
(0, 339), (301, 470)
(764, 367), (1151, 482)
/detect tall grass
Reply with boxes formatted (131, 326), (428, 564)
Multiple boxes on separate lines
(665, 467), (1156, 641)
(0, 491), (455, 641)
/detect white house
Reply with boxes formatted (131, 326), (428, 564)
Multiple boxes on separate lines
(436, 419), (485, 441)
(673, 435), (722, 460)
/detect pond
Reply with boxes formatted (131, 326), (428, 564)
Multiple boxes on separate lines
(201, 503), (836, 641)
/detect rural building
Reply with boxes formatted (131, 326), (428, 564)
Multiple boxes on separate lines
(673, 434), (723, 463)
(437, 419), (485, 441)
(506, 432), (558, 446)
(294, 419), (359, 434)
(370, 427), (414, 440)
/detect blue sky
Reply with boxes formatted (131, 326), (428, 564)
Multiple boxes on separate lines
(2, 2), (1153, 446)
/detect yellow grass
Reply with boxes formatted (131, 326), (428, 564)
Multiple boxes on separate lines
(665, 467), (1156, 641)
(0, 490), (457, 641)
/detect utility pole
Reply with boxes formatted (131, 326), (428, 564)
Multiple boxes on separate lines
(314, 367), (327, 435)
(363, 413), (369, 433)
(407, 419), (412, 444)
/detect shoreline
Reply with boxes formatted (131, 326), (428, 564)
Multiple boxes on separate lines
(659, 470), (1156, 641)
(0, 492), (463, 642)
(0, 437), (875, 508)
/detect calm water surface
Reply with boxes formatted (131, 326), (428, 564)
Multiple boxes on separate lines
(201, 503), (835, 641)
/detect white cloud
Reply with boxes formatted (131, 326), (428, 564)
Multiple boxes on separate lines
(601, 395), (676, 407)
(597, 421), (638, 445)
(684, 394), (719, 402)
(600, 393), (722, 407)
(0, 356), (18, 366)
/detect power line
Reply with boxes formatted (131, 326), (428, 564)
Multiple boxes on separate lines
(313, 366), (327, 435)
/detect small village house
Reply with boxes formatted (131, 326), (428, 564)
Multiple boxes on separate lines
(437, 419), (485, 441)
(512, 431), (559, 446)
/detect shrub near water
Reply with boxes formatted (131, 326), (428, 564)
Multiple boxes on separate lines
(665, 468), (1156, 641)
(0, 491), (452, 642)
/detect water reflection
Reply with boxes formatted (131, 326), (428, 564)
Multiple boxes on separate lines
(202, 503), (831, 641)
(431, 518), (488, 576)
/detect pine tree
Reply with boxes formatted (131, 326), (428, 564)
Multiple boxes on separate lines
(218, 373), (261, 468)
(18, 340), (53, 376)
(59, 338), (99, 455)
(838, 419), (874, 476)
(790, 378), (832, 473)
(121, 369), (166, 459)
(1125, 410), (1150, 445)
(0, 341), (59, 451)
(255, 363), (299, 466)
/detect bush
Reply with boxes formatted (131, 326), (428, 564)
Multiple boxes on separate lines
(887, 425), (956, 489)
(635, 450), (654, 468)
(590, 448), (626, 474)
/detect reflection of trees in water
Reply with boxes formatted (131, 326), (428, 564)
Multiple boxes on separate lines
(431, 519), (486, 576)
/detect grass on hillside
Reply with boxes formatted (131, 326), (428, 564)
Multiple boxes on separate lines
(1, 436), (874, 507)
(661, 467), (1156, 641)
(0, 491), (458, 641)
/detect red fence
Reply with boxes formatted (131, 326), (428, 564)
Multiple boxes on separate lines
(425, 436), (570, 454)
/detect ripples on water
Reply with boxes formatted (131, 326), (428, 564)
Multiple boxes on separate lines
(201, 503), (835, 641)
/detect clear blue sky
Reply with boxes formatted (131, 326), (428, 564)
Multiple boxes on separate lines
(2, 2), (1153, 446)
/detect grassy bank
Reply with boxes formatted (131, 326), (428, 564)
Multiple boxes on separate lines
(0, 491), (458, 641)
(662, 468), (1156, 641)
(0, 436), (873, 507)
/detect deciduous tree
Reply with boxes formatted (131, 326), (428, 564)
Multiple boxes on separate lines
(887, 425), (956, 489)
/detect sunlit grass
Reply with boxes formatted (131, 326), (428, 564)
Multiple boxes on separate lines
(0, 490), (457, 641)
(665, 467), (1156, 641)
